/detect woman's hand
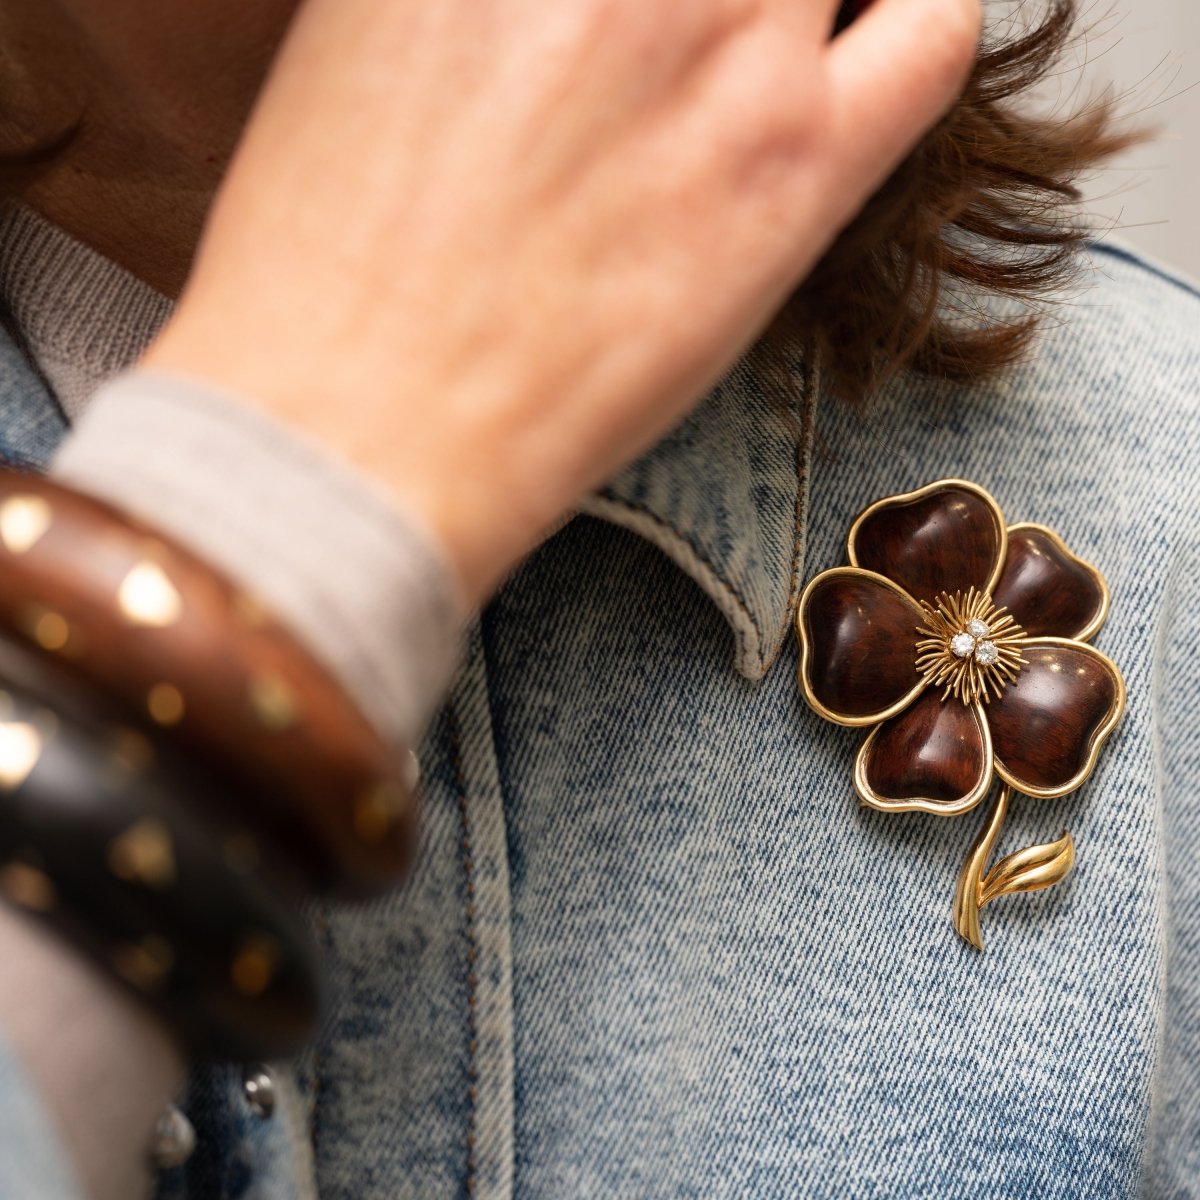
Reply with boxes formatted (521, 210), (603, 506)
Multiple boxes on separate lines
(145, 0), (981, 604)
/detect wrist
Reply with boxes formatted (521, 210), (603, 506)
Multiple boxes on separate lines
(141, 320), (564, 605)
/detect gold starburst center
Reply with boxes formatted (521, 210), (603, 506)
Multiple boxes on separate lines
(915, 588), (1028, 704)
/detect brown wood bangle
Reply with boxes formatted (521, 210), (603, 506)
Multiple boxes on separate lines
(0, 467), (418, 899)
(0, 632), (323, 1060)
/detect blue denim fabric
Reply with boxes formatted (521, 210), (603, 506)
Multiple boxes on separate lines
(0, 241), (1197, 1198)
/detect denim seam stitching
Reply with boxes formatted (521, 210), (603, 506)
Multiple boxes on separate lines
(268, 1070), (321, 1200)
(449, 707), (482, 1195)
(307, 906), (332, 1149)
(584, 490), (766, 673)
(769, 351), (817, 682)
(785, 356), (816, 615)
(450, 630), (517, 1198)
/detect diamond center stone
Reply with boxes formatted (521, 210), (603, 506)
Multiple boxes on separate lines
(950, 631), (976, 658)
(914, 588), (1029, 704)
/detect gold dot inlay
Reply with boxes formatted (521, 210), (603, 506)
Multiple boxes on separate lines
(111, 935), (175, 993)
(106, 727), (155, 774)
(147, 683), (185, 727)
(247, 672), (300, 732)
(353, 781), (408, 845)
(118, 562), (184, 628)
(31, 610), (70, 652)
(230, 933), (281, 997)
(0, 861), (56, 910)
(107, 817), (177, 889)
(0, 721), (42, 790)
(0, 495), (51, 555)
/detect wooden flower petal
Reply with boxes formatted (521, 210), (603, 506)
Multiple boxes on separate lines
(991, 524), (1109, 642)
(854, 690), (993, 815)
(847, 479), (1007, 605)
(796, 568), (925, 726)
(990, 639), (1126, 799)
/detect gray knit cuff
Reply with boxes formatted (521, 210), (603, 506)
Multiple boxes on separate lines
(50, 370), (468, 750)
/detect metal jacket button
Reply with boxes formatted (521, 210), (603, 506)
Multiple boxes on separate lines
(242, 1065), (276, 1119)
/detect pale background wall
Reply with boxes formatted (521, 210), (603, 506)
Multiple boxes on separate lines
(1069, 2), (1200, 279)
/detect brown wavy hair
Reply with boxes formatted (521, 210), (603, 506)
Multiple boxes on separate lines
(780, 0), (1140, 402)
(0, 1), (1139, 405)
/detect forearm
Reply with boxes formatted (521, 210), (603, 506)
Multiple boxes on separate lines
(52, 370), (469, 752)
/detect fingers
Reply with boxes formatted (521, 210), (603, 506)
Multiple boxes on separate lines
(823, 0), (982, 199)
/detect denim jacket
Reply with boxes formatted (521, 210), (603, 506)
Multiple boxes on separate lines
(0, 240), (1197, 1198)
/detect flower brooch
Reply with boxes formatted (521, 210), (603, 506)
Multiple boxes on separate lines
(796, 480), (1125, 949)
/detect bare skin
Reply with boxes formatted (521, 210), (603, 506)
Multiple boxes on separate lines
(3, 0), (981, 603)
(147, 0), (983, 603)
(0, 1), (982, 1196)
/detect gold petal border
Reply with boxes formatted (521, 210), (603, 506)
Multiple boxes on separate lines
(794, 566), (927, 728)
(846, 478), (1009, 600)
(853, 699), (994, 816)
(1003, 522), (1112, 644)
(992, 637), (1127, 800)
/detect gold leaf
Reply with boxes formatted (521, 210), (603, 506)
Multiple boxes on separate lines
(979, 833), (1075, 908)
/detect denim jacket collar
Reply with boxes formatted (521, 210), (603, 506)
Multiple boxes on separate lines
(579, 339), (816, 681)
(0, 261), (815, 685)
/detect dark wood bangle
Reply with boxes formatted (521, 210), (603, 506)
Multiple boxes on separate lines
(0, 633), (322, 1060)
(0, 468), (417, 898)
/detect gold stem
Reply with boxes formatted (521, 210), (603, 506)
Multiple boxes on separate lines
(952, 783), (1011, 951)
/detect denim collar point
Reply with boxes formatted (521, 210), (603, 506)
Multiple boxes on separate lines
(582, 340), (815, 682)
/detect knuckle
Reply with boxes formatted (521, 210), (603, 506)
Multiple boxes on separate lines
(930, 0), (984, 77)
(889, 0), (982, 100)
